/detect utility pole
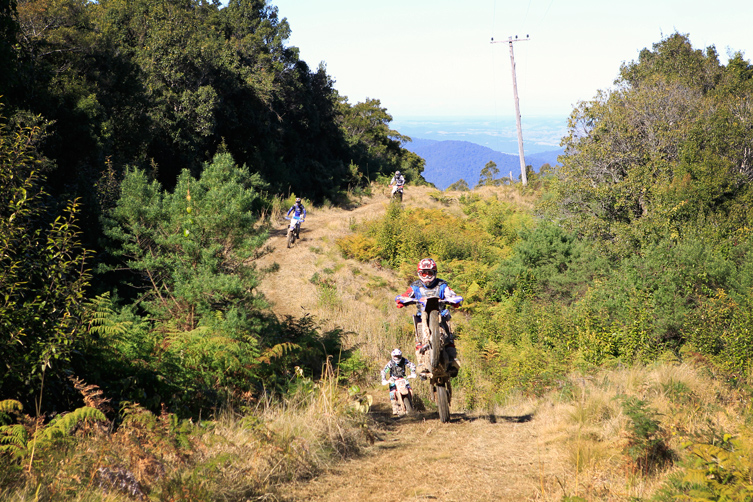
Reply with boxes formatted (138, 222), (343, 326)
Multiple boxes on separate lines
(492, 35), (529, 185)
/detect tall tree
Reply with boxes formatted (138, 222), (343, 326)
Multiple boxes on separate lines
(546, 33), (753, 251)
(476, 160), (500, 188)
(0, 0), (18, 97)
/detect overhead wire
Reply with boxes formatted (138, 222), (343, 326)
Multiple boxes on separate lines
(490, 0), (501, 151)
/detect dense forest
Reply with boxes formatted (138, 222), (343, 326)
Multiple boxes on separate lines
(0, 0), (432, 416)
(3, 0), (753, 496)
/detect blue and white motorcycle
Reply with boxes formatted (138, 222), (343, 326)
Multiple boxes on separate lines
(395, 289), (462, 423)
(284, 215), (304, 248)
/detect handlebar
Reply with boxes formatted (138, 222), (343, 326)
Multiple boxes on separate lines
(395, 295), (463, 306)
(388, 375), (416, 383)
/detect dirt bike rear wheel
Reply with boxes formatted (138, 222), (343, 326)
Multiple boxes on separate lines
(429, 310), (441, 370)
(436, 384), (450, 423)
(286, 230), (294, 248)
(403, 395), (413, 415)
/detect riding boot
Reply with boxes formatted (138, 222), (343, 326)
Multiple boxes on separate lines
(445, 345), (460, 377)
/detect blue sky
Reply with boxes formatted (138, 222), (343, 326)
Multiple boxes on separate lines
(267, 0), (752, 121)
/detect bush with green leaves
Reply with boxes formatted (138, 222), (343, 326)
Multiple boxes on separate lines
(0, 110), (92, 412)
(655, 433), (753, 501)
(619, 395), (674, 474)
(76, 291), (358, 416)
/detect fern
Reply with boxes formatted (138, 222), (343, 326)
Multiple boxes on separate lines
(257, 342), (301, 364)
(0, 399), (23, 424)
(69, 376), (112, 413)
(120, 402), (159, 432)
(34, 406), (107, 443)
(0, 399), (27, 458)
(84, 292), (132, 338)
(0, 424), (29, 453)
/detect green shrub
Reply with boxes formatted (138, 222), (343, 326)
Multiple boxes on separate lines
(0, 112), (92, 411)
(619, 396), (674, 474)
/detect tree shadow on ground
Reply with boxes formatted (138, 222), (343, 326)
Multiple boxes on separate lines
(468, 412), (534, 424)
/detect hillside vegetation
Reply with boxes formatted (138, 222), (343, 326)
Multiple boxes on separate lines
(405, 137), (563, 189)
(2, 0), (753, 497)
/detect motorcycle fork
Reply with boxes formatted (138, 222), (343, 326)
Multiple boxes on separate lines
(430, 377), (452, 405)
(391, 387), (409, 410)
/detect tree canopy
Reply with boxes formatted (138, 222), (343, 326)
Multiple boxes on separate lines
(3, 0), (423, 207)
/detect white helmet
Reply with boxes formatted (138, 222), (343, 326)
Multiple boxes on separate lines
(391, 348), (402, 361)
(395, 171), (401, 176)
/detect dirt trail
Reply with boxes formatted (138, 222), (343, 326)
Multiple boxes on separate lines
(253, 194), (388, 321)
(279, 399), (566, 502)
(254, 188), (568, 501)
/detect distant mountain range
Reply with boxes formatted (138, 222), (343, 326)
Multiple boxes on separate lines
(402, 138), (564, 190)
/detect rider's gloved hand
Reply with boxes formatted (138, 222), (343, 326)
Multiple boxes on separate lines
(381, 379), (388, 386)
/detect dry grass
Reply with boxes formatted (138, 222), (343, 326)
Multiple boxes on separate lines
(505, 362), (749, 501)
(195, 371), (371, 499)
(255, 184), (753, 500)
(1, 368), (375, 502)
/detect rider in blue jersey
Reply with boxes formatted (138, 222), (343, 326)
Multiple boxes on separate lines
(286, 197), (306, 237)
(395, 258), (462, 375)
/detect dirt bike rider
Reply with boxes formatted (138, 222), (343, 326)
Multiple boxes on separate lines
(381, 348), (417, 415)
(395, 258), (462, 377)
(286, 197), (306, 237)
(388, 170), (405, 197)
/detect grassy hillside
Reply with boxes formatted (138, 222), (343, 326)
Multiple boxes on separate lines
(3, 185), (753, 501)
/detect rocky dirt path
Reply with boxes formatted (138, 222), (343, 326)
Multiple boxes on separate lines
(254, 188), (569, 501)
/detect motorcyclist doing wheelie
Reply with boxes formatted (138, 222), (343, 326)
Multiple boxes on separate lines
(395, 258), (462, 376)
(381, 348), (417, 415)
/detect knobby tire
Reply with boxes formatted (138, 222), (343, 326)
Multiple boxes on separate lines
(403, 395), (414, 415)
(437, 384), (450, 423)
(429, 310), (441, 370)
(287, 230), (294, 248)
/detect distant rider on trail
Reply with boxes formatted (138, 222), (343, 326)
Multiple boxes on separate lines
(388, 171), (405, 198)
(395, 258), (462, 376)
(286, 197), (306, 237)
(381, 348), (417, 416)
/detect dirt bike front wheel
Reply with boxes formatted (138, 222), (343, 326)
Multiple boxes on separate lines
(436, 384), (450, 423)
(286, 230), (295, 248)
(429, 310), (441, 370)
(403, 395), (414, 415)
